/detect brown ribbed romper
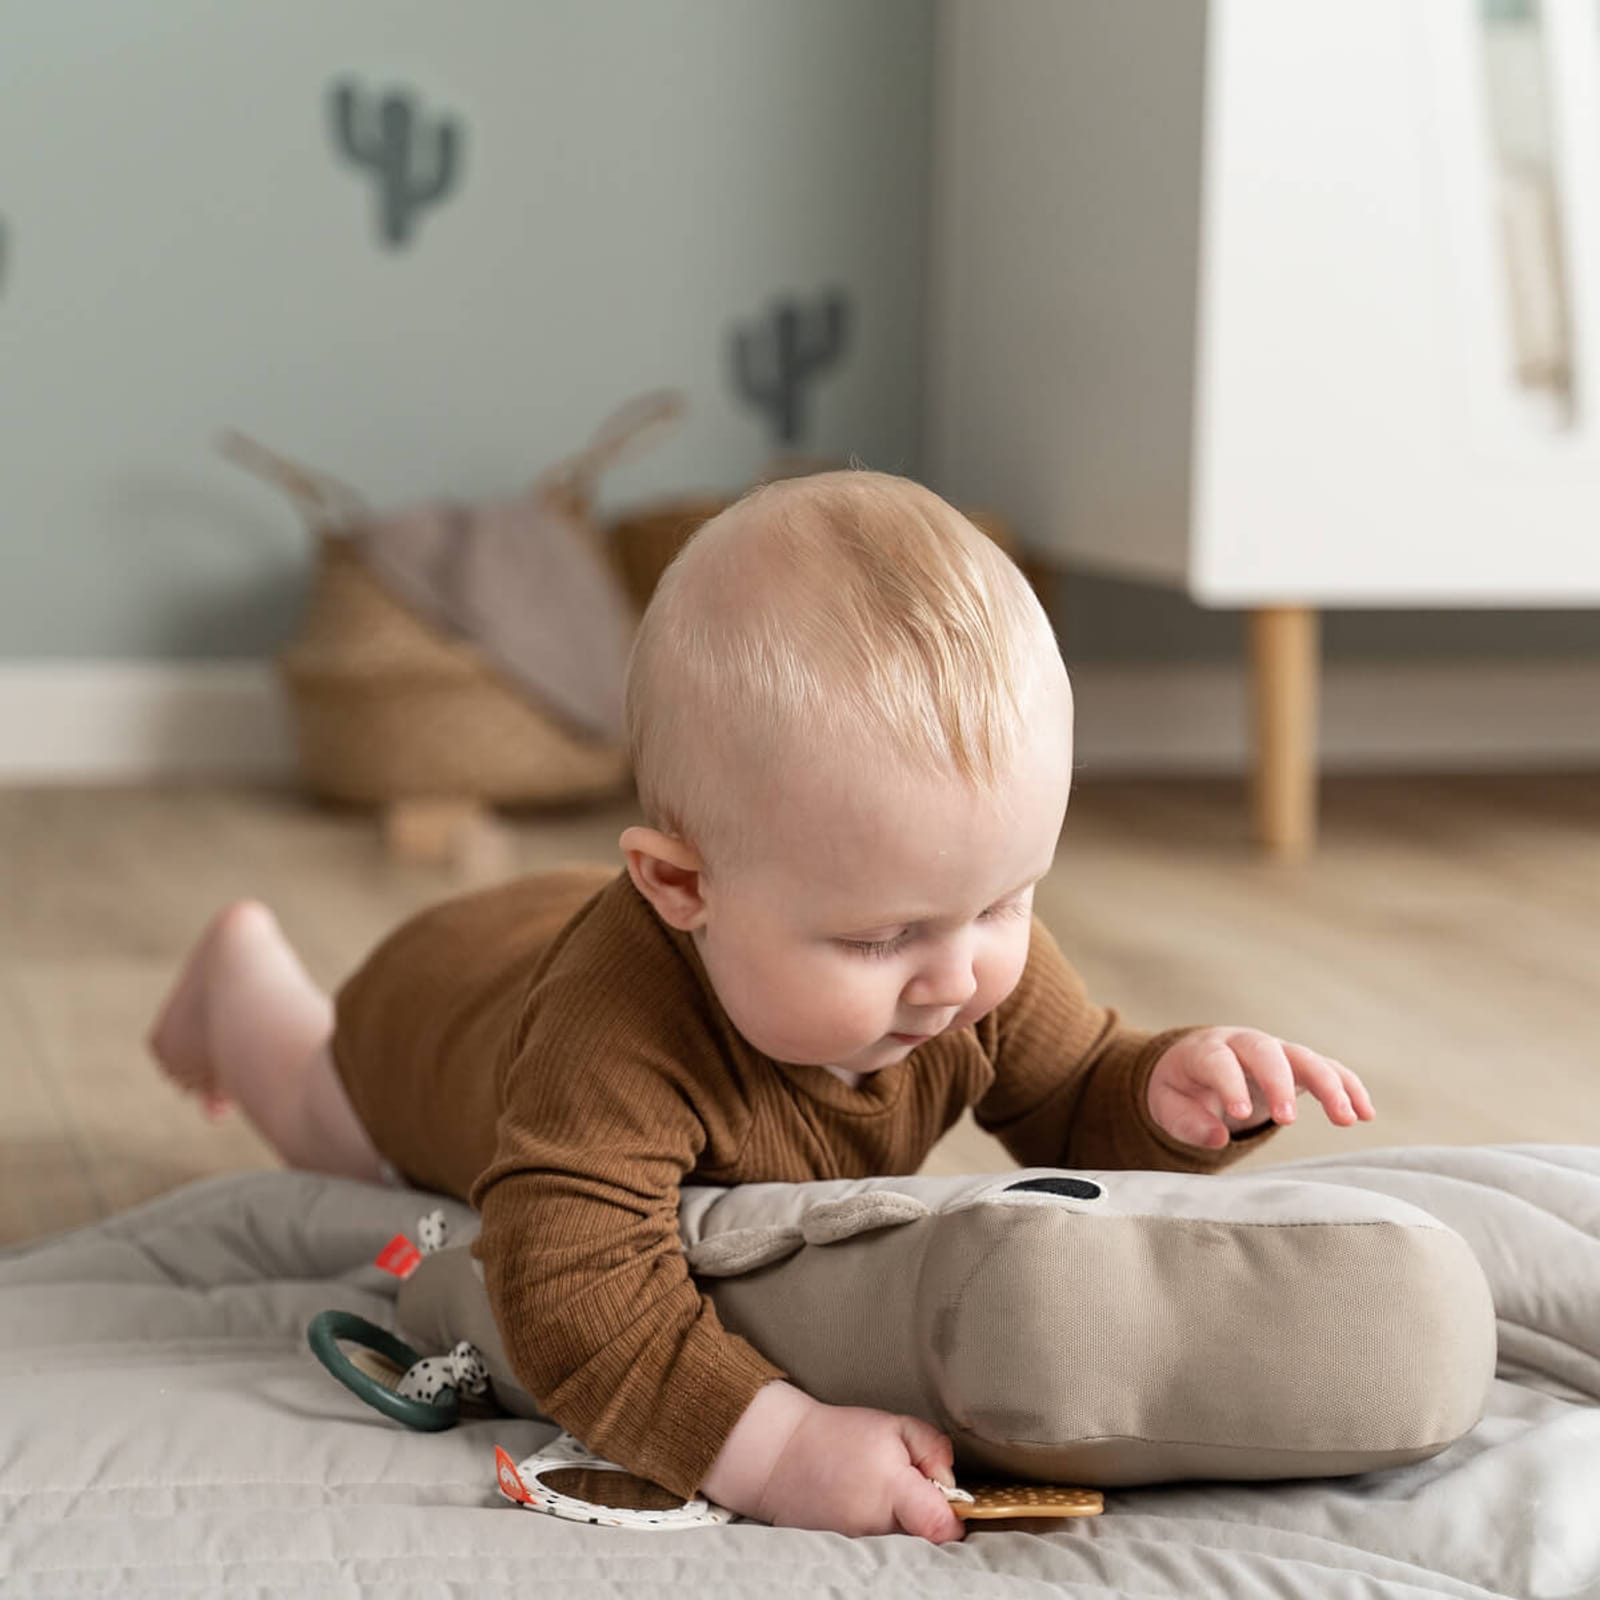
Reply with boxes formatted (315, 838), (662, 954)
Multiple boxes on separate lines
(331, 866), (1276, 1496)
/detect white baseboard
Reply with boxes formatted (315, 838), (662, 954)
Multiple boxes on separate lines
(0, 658), (1595, 781)
(0, 662), (295, 781)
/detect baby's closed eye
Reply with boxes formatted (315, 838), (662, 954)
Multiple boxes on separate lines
(837, 897), (1028, 959)
(980, 897), (1030, 923)
(839, 931), (914, 959)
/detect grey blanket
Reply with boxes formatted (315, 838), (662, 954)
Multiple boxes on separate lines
(3, 1145), (1597, 1598)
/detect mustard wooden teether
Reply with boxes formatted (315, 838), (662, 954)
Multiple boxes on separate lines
(946, 1482), (1104, 1520)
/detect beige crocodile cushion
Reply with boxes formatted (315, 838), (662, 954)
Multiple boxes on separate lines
(397, 1167), (1497, 1487)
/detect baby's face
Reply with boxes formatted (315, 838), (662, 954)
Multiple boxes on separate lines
(694, 729), (1071, 1078)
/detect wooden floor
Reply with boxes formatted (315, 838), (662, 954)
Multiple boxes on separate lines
(2, 773), (1596, 1246)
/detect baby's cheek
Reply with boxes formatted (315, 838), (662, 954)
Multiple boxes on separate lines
(733, 951), (885, 1060)
(823, 969), (893, 1034)
(781, 962), (881, 1041)
(963, 937), (1030, 1028)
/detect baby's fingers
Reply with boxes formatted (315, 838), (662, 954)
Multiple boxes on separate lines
(1335, 1061), (1378, 1120)
(892, 1470), (966, 1543)
(1191, 1041), (1256, 1121)
(892, 1417), (964, 1543)
(897, 1415), (956, 1490)
(1232, 1033), (1299, 1122)
(1148, 1078), (1232, 1149)
(1286, 1046), (1374, 1126)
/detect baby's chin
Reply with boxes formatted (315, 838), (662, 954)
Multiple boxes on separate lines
(826, 1032), (927, 1074)
(763, 1030), (919, 1076)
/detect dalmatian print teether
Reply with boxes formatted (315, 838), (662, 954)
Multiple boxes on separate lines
(397, 1340), (490, 1405)
(417, 1209), (448, 1256)
(309, 1208), (492, 1430)
(393, 1215), (490, 1405)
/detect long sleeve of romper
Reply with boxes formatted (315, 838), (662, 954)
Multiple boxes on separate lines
(974, 916), (1280, 1172)
(468, 975), (785, 1500)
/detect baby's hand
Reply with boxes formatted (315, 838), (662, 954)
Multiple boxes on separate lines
(703, 1382), (964, 1541)
(1147, 1026), (1376, 1150)
(759, 1400), (965, 1541)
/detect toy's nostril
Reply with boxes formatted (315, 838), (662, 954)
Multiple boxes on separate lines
(1004, 1176), (1103, 1201)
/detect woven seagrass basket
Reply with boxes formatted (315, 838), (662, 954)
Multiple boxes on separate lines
(279, 534), (626, 806)
(605, 495), (736, 615)
(222, 395), (680, 816)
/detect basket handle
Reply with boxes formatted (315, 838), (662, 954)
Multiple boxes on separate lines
(535, 389), (687, 514)
(219, 389), (684, 531)
(217, 430), (368, 531)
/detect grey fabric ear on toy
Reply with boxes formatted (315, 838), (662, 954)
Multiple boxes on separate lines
(397, 1167), (1496, 1487)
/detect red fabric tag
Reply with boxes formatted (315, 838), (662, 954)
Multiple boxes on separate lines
(375, 1234), (422, 1279)
(496, 1446), (533, 1505)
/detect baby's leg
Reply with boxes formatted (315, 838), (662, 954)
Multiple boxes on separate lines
(146, 901), (383, 1181)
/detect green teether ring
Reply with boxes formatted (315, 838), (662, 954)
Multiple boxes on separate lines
(306, 1309), (460, 1432)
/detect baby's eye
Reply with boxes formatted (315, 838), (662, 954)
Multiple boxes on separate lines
(838, 931), (911, 959)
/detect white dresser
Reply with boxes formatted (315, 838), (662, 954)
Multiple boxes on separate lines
(928, 0), (1600, 853)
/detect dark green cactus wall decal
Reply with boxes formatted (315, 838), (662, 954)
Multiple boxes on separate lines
(730, 289), (851, 446)
(329, 79), (463, 249)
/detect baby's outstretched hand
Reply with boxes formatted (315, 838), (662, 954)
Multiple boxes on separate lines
(1147, 1027), (1376, 1150)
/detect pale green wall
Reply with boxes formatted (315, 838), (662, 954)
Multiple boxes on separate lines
(0, 0), (933, 657)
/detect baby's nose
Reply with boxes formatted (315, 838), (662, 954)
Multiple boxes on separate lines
(904, 957), (978, 1010)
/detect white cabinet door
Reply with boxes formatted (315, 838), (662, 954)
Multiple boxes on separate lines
(1196, 0), (1600, 603)
(930, 0), (1600, 606)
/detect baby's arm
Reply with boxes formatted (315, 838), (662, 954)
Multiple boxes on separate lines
(471, 1022), (961, 1538)
(472, 1057), (774, 1496)
(975, 916), (1281, 1171)
(977, 918), (1374, 1166)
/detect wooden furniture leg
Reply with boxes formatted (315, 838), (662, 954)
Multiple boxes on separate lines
(1249, 607), (1320, 859)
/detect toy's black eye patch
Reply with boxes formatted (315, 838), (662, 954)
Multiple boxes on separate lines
(1004, 1177), (1103, 1201)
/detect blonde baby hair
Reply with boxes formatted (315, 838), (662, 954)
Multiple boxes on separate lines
(624, 469), (1064, 865)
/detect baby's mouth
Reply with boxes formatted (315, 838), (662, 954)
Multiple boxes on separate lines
(888, 1017), (956, 1045)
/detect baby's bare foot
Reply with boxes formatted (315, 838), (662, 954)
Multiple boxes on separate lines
(146, 900), (277, 1118)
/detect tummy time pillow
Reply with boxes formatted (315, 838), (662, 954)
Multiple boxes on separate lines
(397, 1166), (1496, 1486)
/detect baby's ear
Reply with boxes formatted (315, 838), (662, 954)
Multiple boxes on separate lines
(620, 826), (708, 931)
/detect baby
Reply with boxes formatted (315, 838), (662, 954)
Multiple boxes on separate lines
(148, 470), (1375, 1542)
